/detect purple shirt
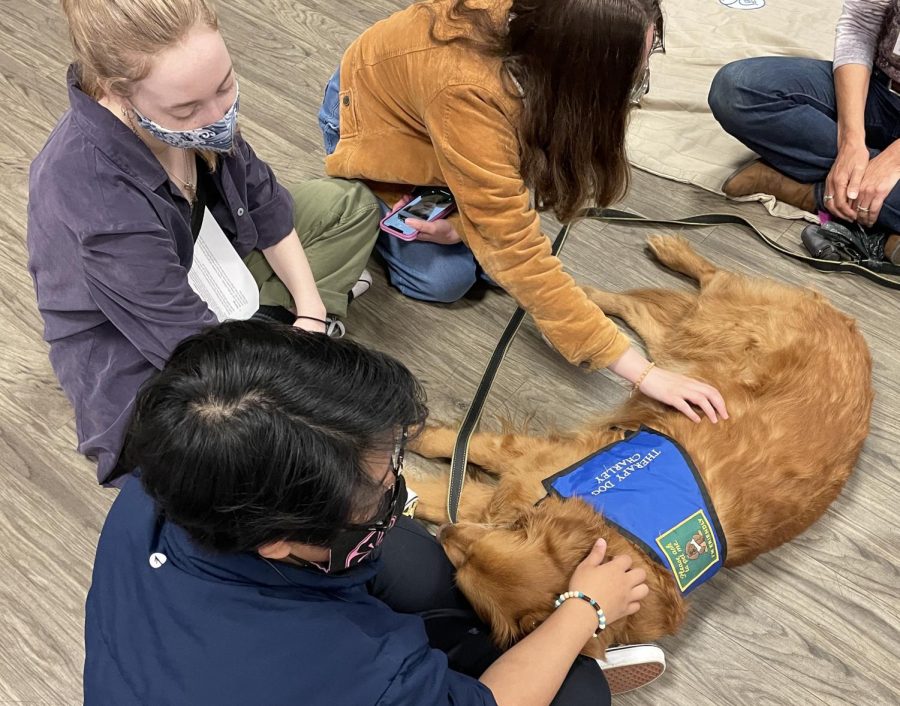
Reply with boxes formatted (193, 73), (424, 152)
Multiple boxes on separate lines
(27, 67), (294, 484)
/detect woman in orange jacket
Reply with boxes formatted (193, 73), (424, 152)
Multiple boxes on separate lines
(320, 0), (727, 424)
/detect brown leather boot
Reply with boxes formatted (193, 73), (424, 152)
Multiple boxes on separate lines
(885, 234), (900, 265)
(723, 160), (816, 212)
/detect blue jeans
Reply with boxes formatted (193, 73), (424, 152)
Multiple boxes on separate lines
(319, 68), (483, 302)
(708, 57), (900, 233)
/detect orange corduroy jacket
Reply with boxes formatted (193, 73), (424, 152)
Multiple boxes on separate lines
(325, 0), (631, 369)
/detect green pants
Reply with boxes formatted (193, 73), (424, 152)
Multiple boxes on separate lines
(243, 178), (381, 318)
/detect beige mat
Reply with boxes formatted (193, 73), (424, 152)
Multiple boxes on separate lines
(627, 0), (844, 220)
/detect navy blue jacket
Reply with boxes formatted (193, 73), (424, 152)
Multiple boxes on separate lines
(84, 478), (497, 705)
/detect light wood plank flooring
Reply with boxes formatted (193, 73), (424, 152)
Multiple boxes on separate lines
(0, 1), (897, 703)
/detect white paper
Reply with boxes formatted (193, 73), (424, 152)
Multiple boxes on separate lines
(188, 207), (259, 321)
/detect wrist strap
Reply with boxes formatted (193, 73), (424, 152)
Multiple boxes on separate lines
(555, 591), (607, 637)
(294, 315), (328, 326)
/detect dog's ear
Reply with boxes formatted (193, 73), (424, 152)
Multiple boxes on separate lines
(485, 483), (546, 525)
(530, 497), (611, 559)
(471, 589), (522, 649)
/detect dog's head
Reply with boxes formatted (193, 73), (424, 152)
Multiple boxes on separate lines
(440, 495), (687, 655)
(685, 531), (708, 560)
(440, 496), (625, 652)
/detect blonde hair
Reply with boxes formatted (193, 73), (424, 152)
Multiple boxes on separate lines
(61, 0), (219, 99)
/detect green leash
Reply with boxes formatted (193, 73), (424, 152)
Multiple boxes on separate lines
(445, 217), (574, 522)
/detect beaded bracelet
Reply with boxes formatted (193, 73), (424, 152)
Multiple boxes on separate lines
(630, 361), (656, 396)
(554, 590), (607, 637)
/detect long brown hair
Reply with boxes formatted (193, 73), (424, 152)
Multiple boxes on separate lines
(430, 0), (663, 222)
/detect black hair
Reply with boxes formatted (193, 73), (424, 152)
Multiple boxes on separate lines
(124, 320), (428, 553)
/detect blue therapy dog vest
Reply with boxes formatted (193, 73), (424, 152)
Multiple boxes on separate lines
(542, 428), (727, 594)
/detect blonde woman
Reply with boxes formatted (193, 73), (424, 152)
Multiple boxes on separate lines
(28, 0), (381, 484)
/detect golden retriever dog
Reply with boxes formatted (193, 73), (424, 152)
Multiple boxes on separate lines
(409, 236), (873, 657)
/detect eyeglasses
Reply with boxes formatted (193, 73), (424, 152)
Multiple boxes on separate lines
(630, 31), (665, 106)
(343, 427), (408, 532)
(390, 427), (407, 478)
(629, 67), (651, 106)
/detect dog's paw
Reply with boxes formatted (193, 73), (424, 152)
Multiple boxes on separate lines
(407, 424), (457, 459)
(647, 235), (694, 264)
(646, 236), (718, 284)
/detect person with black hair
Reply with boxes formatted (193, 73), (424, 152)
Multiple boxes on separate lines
(83, 321), (652, 705)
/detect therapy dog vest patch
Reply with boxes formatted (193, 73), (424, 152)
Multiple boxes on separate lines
(542, 428), (726, 594)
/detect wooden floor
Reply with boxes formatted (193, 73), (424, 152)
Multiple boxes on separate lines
(1, 1), (897, 704)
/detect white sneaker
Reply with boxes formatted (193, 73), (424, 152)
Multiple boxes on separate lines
(596, 643), (666, 695)
(324, 317), (346, 338)
(349, 269), (373, 303)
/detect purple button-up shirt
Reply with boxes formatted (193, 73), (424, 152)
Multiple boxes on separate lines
(27, 67), (294, 484)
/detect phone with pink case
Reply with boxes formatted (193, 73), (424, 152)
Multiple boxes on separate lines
(380, 187), (456, 241)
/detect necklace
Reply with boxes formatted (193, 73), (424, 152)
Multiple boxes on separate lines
(123, 105), (197, 204)
(170, 149), (198, 205)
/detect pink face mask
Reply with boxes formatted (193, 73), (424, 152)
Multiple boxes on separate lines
(295, 473), (406, 574)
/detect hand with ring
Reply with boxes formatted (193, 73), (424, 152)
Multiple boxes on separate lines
(851, 144), (900, 227)
(824, 140), (870, 221)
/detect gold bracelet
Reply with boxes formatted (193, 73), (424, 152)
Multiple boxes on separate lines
(631, 362), (656, 396)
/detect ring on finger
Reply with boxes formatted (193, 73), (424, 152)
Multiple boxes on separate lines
(857, 206), (870, 212)
(823, 194), (834, 201)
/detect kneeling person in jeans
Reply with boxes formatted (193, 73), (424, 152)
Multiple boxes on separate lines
(84, 321), (648, 705)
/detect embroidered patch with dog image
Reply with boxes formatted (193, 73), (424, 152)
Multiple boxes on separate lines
(543, 427), (726, 595)
(656, 509), (721, 592)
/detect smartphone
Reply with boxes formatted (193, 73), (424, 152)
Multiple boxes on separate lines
(380, 186), (456, 241)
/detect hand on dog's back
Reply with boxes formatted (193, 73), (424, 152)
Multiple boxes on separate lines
(569, 539), (649, 624)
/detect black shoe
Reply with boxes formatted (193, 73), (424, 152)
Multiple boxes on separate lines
(801, 222), (900, 274)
